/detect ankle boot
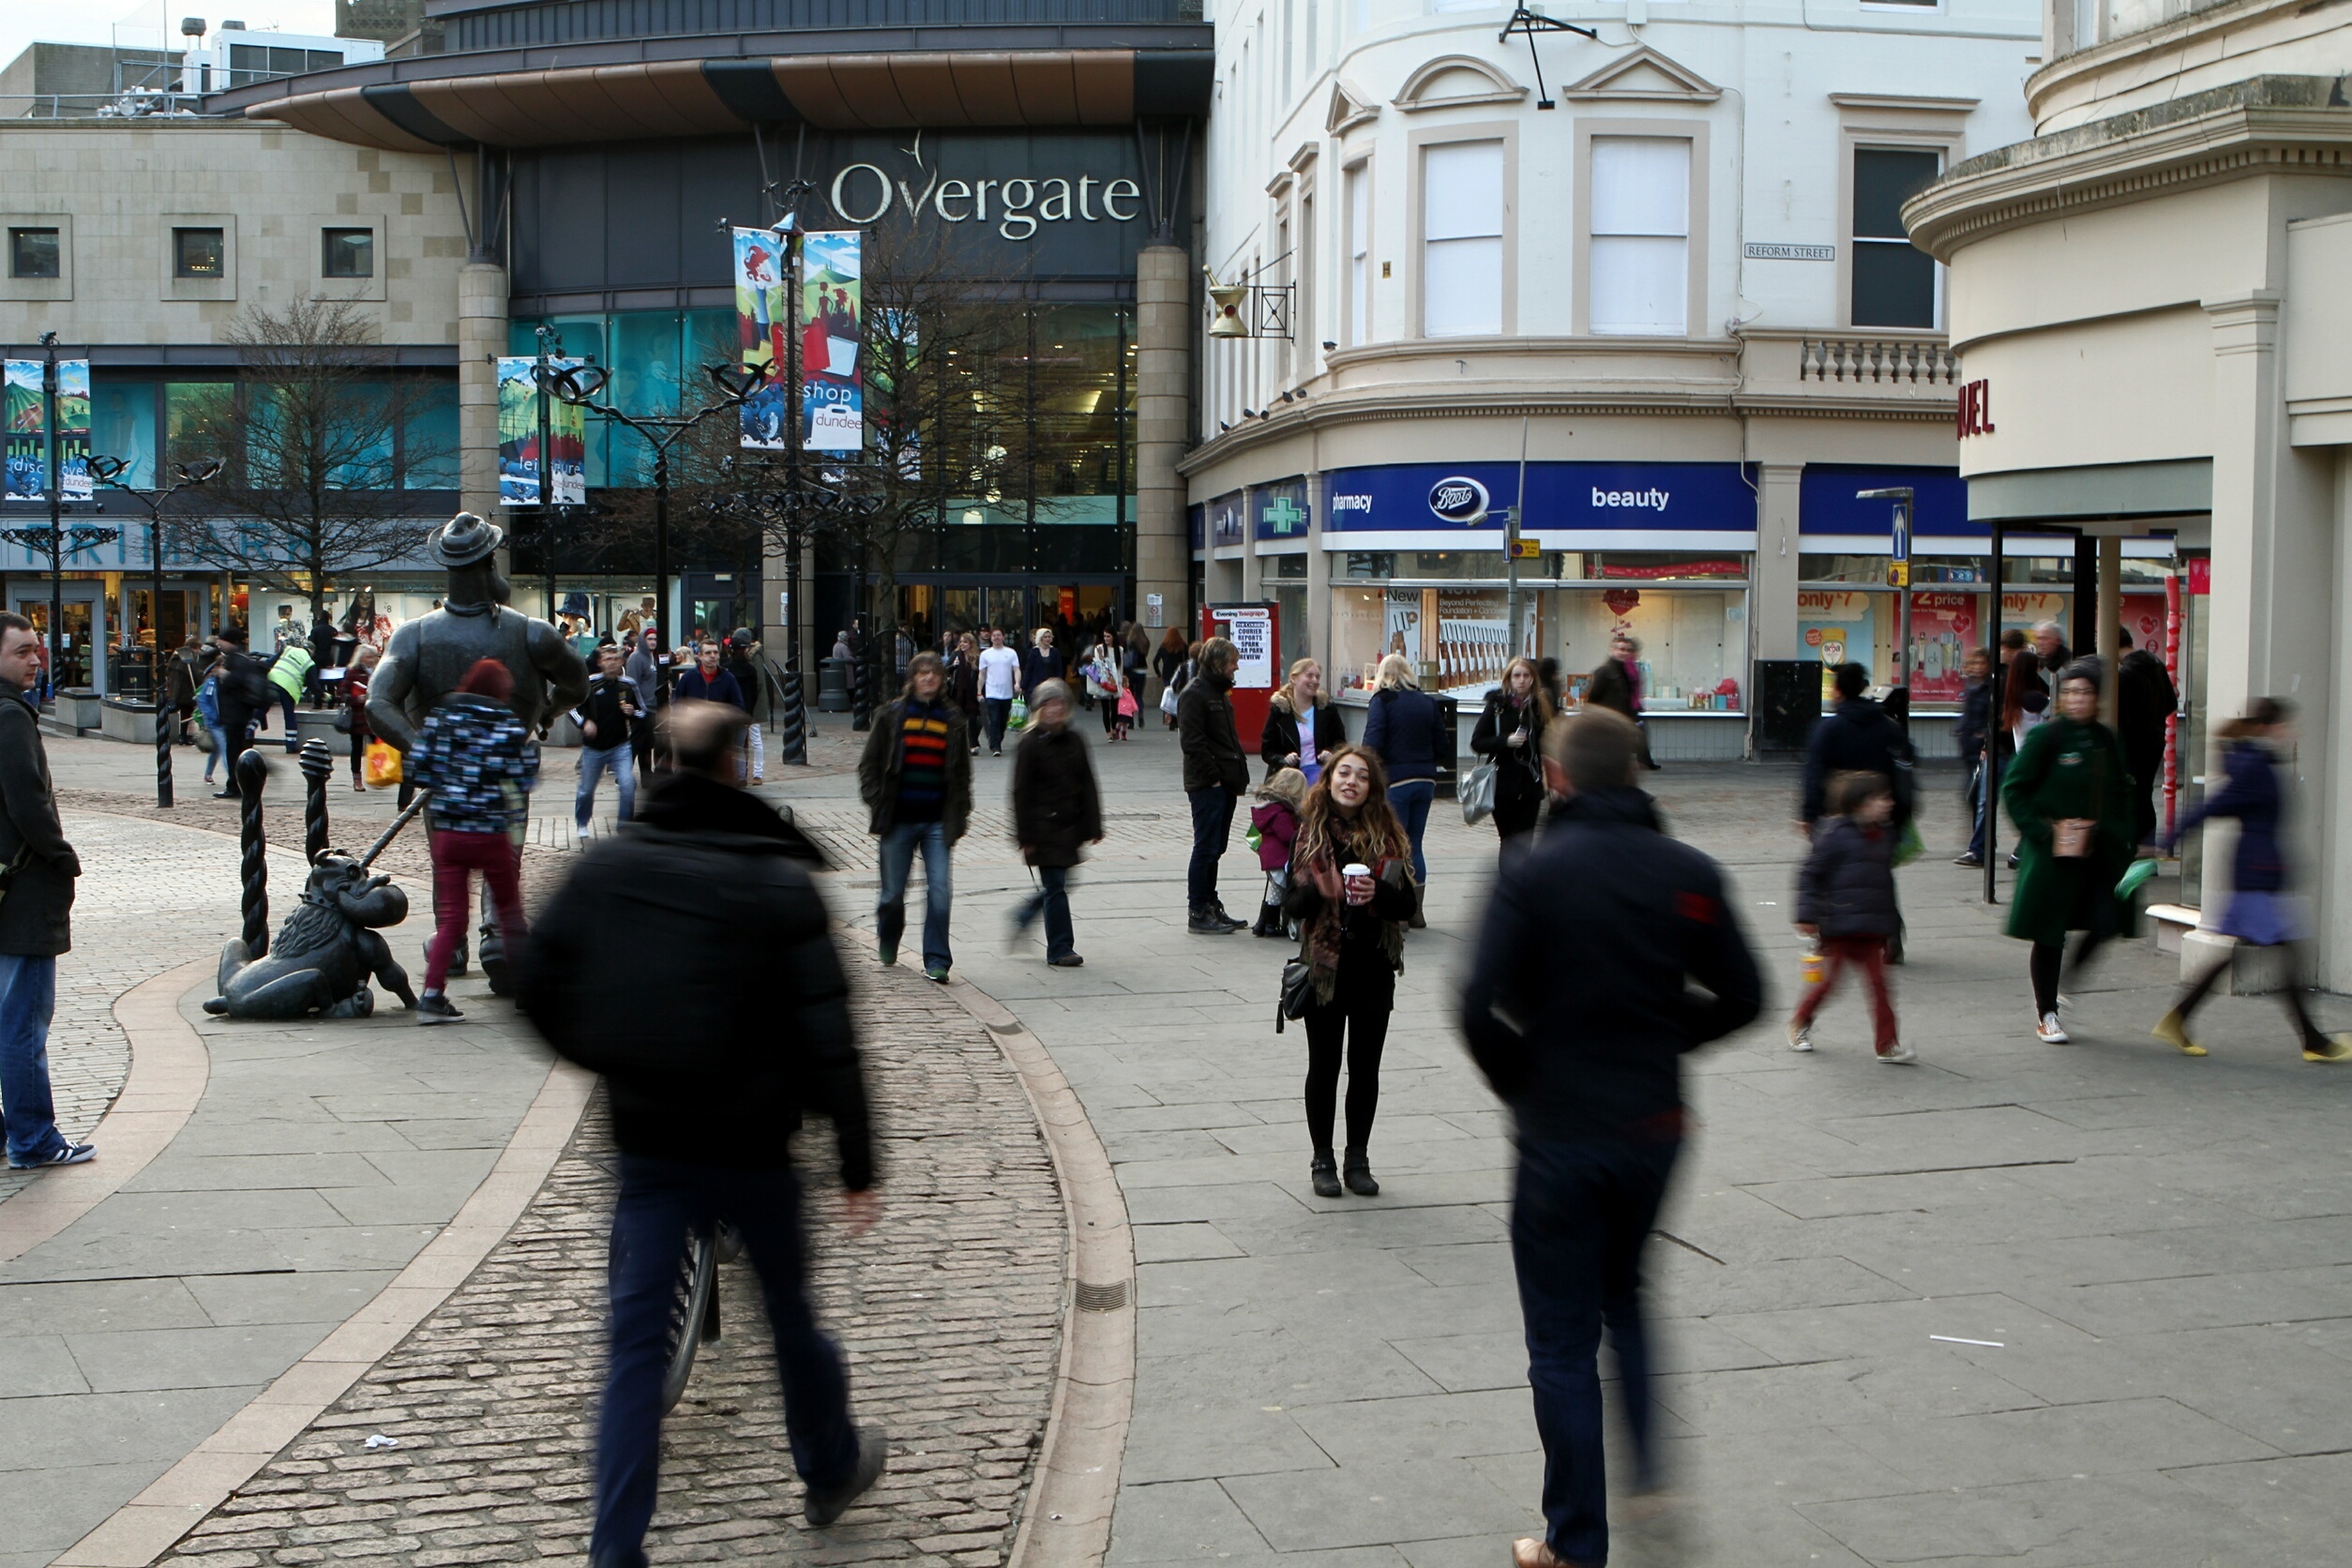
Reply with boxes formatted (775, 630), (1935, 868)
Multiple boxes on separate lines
(1309, 1148), (1342, 1199)
(1253, 903), (1284, 938)
(1409, 882), (1427, 930)
(1343, 1146), (1380, 1197)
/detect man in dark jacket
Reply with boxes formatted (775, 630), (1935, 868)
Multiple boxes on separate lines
(570, 645), (642, 833)
(1009, 680), (1102, 967)
(209, 625), (271, 798)
(1953, 646), (1995, 867)
(1177, 637), (1248, 933)
(1801, 663), (1915, 960)
(2115, 626), (2178, 848)
(1458, 707), (1760, 1568)
(0, 613), (89, 1169)
(520, 699), (886, 1563)
(857, 652), (972, 982)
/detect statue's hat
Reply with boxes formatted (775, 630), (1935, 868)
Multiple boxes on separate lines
(431, 513), (505, 568)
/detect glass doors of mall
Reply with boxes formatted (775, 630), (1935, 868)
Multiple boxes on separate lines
(16, 584), (101, 692)
(899, 581), (1127, 652)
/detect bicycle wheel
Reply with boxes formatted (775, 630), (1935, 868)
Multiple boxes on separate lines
(658, 1228), (719, 1414)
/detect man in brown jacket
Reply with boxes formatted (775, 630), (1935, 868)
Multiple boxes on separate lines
(0, 612), (89, 1168)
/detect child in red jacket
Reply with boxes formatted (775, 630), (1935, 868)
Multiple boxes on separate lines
(1249, 767), (1305, 939)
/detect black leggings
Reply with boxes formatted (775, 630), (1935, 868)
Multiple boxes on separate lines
(1303, 988), (1392, 1153)
(2177, 941), (2329, 1048)
(2029, 930), (2118, 1016)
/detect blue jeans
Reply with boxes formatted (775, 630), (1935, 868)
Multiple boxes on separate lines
(877, 819), (953, 969)
(590, 1155), (858, 1568)
(1511, 1135), (1681, 1566)
(1968, 754), (2003, 861)
(982, 697), (1012, 752)
(576, 742), (636, 829)
(1187, 785), (1236, 910)
(1016, 865), (1076, 960)
(0, 955), (64, 1166)
(1388, 779), (1436, 883)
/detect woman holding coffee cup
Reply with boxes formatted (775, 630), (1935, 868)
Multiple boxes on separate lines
(2002, 665), (2138, 1044)
(1284, 744), (1416, 1199)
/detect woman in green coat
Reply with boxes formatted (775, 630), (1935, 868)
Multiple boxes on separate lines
(2002, 667), (2138, 1044)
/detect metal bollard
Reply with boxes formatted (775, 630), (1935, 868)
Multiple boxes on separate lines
(155, 695), (173, 809)
(776, 666), (807, 765)
(297, 738), (333, 865)
(235, 747), (269, 957)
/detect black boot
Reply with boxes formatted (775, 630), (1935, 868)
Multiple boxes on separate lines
(1310, 1148), (1342, 1199)
(1409, 882), (1427, 930)
(1253, 903), (1285, 938)
(1188, 904), (1235, 935)
(1343, 1147), (1380, 1197)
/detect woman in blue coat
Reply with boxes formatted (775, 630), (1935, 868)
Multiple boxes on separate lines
(2154, 698), (2350, 1061)
(1362, 654), (1446, 927)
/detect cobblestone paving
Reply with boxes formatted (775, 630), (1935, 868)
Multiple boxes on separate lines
(0, 810), (258, 1206)
(153, 942), (1066, 1568)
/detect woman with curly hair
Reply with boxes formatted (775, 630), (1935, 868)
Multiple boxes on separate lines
(1284, 743), (1417, 1199)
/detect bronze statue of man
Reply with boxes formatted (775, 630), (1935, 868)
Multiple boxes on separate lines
(367, 513), (589, 750)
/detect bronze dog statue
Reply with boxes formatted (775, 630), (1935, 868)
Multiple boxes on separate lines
(206, 855), (420, 1020)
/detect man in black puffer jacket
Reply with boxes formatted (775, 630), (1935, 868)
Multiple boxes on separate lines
(1458, 708), (1760, 1568)
(520, 700), (886, 1563)
(1176, 637), (1248, 933)
(1800, 661), (1916, 961)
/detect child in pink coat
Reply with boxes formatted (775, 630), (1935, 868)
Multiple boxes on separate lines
(1249, 767), (1306, 939)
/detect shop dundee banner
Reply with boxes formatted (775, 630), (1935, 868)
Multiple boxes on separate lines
(735, 227), (865, 455)
(4, 358), (91, 503)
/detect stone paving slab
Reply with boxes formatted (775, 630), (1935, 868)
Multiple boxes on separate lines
(149, 938), (1065, 1568)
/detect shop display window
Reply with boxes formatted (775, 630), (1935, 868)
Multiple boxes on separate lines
(1554, 585), (1745, 711)
(1560, 550), (1749, 582)
(91, 384), (157, 489)
(1332, 584), (1541, 697)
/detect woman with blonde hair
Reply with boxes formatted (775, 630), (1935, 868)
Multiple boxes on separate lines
(1261, 656), (1334, 783)
(1283, 744), (1417, 1198)
(1471, 656), (1554, 859)
(1363, 653), (1446, 925)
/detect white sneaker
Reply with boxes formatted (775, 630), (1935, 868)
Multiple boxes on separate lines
(1787, 1019), (1814, 1052)
(2035, 1012), (2071, 1045)
(1877, 1043), (1918, 1064)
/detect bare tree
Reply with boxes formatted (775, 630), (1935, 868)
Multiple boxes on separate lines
(176, 299), (445, 626)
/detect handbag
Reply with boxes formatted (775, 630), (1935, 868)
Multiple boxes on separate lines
(1275, 956), (1314, 1033)
(332, 706), (354, 734)
(1460, 761), (1499, 825)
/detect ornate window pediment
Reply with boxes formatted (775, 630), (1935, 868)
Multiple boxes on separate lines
(1327, 80), (1380, 134)
(1562, 47), (1722, 104)
(1394, 54), (1529, 113)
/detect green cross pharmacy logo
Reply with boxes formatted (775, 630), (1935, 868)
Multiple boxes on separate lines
(1260, 496), (1304, 535)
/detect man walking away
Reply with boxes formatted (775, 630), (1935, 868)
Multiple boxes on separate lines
(1800, 662), (1916, 962)
(1459, 708), (1761, 1568)
(0, 613), (89, 1169)
(572, 645), (641, 837)
(1178, 636), (1249, 933)
(977, 627), (1021, 757)
(2116, 626), (2178, 850)
(857, 651), (972, 982)
(1009, 679), (1103, 967)
(406, 658), (538, 1024)
(211, 626), (270, 797)
(520, 700), (887, 1566)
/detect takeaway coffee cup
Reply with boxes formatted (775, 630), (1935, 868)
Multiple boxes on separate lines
(1343, 862), (1373, 904)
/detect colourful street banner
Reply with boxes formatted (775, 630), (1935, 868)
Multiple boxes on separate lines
(4, 358), (91, 502)
(800, 230), (864, 453)
(495, 356), (586, 506)
(733, 226), (792, 450)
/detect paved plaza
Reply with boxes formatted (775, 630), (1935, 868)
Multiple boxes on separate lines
(3, 720), (2350, 1567)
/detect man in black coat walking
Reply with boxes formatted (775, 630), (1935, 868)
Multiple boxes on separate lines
(520, 701), (886, 1564)
(1800, 662), (1915, 960)
(1009, 679), (1103, 966)
(209, 625), (271, 798)
(1177, 637), (1249, 933)
(1459, 708), (1760, 1568)
(2115, 626), (2178, 848)
(0, 612), (87, 1170)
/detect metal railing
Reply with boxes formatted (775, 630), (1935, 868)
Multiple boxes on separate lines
(1799, 337), (1959, 386)
(0, 92), (211, 119)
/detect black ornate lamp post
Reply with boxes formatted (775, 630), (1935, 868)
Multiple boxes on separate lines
(550, 359), (765, 700)
(0, 332), (116, 701)
(87, 455), (222, 807)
